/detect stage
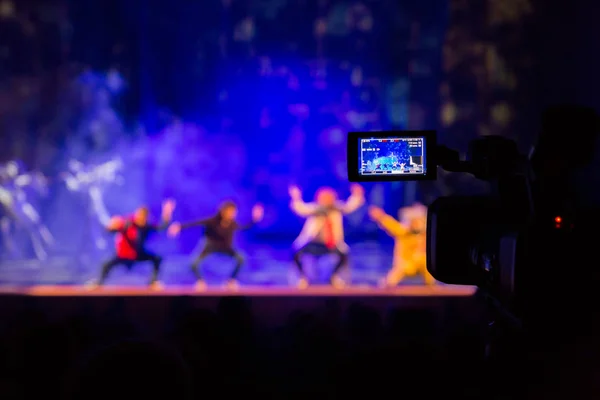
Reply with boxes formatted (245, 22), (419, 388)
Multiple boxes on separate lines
(0, 283), (475, 297)
(0, 240), (435, 286)
(0, 241), (478, 329)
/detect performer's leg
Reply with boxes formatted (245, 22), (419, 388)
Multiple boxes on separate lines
(21, 203), (47, 260)
(330, 248), (349, 277)
(293, 246), (308, 277)
(0, 217), (17, 257)
(216, 248), (243, 290)
(28, 228), (48, 261)
(293, 245), (314, 289)
(293, 243), (329, 288)
(423, 270), (436, 285)
(416, 254), (435, 285)
(22, 202), (54, 247)
(384, 265), (406, 287)
(330, 247), (349, 288)
(97, 256), (123, 286)
(190, 246), (212, 286)
(223, 248), (245, 280)
(137, 252), (163, 286)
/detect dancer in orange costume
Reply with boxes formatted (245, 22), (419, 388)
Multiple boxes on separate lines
(368, 202), (435, 286)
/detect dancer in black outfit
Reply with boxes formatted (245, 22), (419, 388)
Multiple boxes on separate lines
(168, 201), (264, 290)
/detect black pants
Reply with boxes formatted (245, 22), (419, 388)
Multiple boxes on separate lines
(293, 241), (348, 281)
(191, 243), (244, 281)
(99, 252), (163, 285)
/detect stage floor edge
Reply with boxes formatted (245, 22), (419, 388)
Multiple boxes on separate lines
(0, 284), (476, 297)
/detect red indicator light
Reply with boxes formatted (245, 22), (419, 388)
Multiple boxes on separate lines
(554, 216), (562, 223)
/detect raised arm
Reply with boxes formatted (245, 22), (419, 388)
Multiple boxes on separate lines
(152, 199), (176, 231)
(368, 206), (408, 238)
(338, 184), (366, 214)
(238, 203), (264, 230)
(288, 185), (317, 217)
(106, 216), (126, 233)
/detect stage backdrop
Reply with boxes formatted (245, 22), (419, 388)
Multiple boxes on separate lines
(0, 0), (446, 248)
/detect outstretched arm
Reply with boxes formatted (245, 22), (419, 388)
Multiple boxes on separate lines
(288, 185), (317, 217)
(338, 184), (366, 214)
(180, 218), (212, 229)
(368, 206), (408, 237)
(167, 216), (212, 237)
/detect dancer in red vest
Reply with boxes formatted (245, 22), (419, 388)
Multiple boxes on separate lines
(87, 199), (176, 290)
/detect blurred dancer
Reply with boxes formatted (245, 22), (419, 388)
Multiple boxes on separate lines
(0, 161), (54, 260)
(168, 201), (264, 291)
(289, 184), (365, 289)
(0, 179), (17, 258)
(62, 158), (123, 250)
(368, 203), (434, 286)
(87, 199), (176, 290)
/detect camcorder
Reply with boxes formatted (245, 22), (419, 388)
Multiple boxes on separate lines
(347, 106), (600, 327)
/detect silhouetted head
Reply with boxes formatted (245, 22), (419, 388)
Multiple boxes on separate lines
(315, 187), (337, 207)
(218, 201), (238, 221)
(133, 206), (150, 226)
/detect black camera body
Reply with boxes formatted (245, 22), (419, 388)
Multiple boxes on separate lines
(348, 109), (599, 324)
(425, 136), (531, 321)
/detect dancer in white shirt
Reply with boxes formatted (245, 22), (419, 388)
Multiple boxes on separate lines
(288, 184), (365, 289)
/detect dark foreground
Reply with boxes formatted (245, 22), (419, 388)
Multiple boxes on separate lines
(0, 278), (486, 400)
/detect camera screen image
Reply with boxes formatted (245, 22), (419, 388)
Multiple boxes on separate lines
(358, 136), (426, 176)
